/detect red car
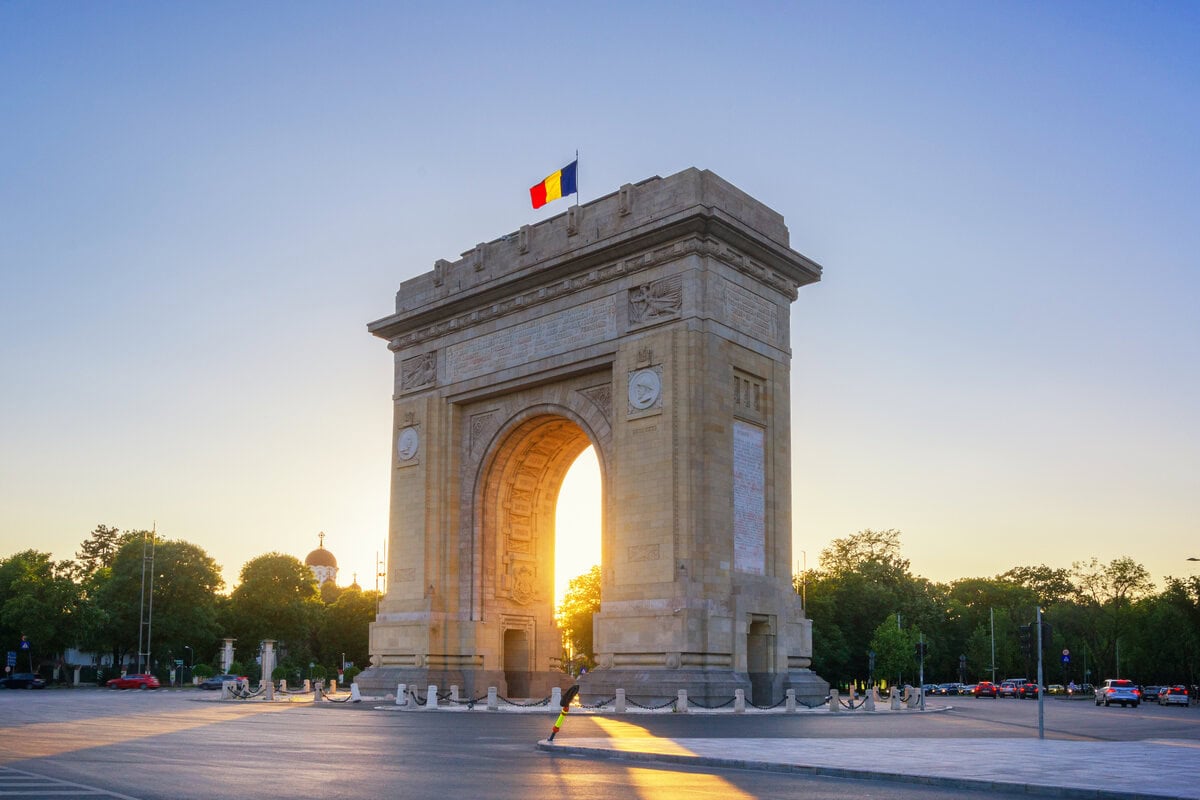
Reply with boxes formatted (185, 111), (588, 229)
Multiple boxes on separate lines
(106, 673), (160, 690)
(1019, 682), (1040, 699)
(974, 681), (998, 697)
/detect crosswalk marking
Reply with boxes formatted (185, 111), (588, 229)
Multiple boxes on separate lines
(0, 766), (142, 798)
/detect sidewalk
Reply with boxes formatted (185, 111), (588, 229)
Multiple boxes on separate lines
(539, 735), (1200, 799)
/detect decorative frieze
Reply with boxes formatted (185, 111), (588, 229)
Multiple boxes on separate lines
(628, 275), (683, 325)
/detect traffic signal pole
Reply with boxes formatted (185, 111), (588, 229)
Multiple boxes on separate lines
(1036, 606), (1045, 740)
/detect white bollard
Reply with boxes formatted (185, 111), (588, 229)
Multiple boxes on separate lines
(616, 688), (627, 714)
(829, 689), (840, 712)
(280, 679), (288, 692)
(221, 680), (235, 700)
(786, 688), (796, 713)
(426, 684), (438, 709)
(303, 679), (311, 692)
(676, 689), (688, 713)
(450, 685), (460, 704)
(890, 686), (901, 710)
(907, 687), (922, 709)
(487, 686), (498, 711)
(551, 686), (562, 708)
(734, 688), (746, 713)
(330, 680), (337, 693)
(865, 690), (876, 711)
(350, 683), (362, 702)
(396, 683), (408, 706)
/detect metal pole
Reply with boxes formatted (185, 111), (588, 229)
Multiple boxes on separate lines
(990, 607), (996, 683)
(919, 634), (926, 710)
(1036, 606), (1045, 740)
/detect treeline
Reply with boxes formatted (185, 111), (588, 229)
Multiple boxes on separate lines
(804, 530), (1200, 689)
(0, 525), (378, 684)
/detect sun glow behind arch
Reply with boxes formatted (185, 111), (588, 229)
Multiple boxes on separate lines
(554, 445), (601, 606)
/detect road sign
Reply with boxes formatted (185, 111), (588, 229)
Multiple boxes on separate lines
(1062, 653), (1070, 663)
(6, 652), (15, 667)
(19, 639), (30, 650)
(1062, 649), (1069, 656)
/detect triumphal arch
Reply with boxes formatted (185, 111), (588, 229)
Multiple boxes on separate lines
(359, 168), (828, 704)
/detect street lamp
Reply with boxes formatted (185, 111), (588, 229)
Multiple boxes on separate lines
(183, 645), (192, 685)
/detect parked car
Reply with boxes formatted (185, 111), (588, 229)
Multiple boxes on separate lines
(998, 680), (1022, 698)
(1095, 678), (1139, 707)
(974, 681), (998, 698)
(1046, 684), (1066, 695)
(1019, 682), (1040, 699)
(0, 672), (46, 689)
(961, 684), (978, 695)
(933, 683), (963, 696)
(199, 674), (243, 690)
(106, 673), (160, 690)
(1160, 686), (1189, 707)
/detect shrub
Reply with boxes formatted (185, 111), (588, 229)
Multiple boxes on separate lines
(193, 663), (214, 679)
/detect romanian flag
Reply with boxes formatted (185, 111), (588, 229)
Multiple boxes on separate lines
(530, 160), (578, 209)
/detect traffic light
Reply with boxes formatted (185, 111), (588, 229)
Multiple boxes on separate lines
(1019, 624), (1033, 657)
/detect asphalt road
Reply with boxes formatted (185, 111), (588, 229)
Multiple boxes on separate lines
(1, 689), (1195, 800)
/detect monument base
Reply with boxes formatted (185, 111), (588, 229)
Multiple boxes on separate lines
(352, 666), (573, 700)
(578, 668), (751, 708)
(783, 668), (831, 707)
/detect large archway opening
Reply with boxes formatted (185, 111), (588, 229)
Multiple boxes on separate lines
(477, 412), (603, 696)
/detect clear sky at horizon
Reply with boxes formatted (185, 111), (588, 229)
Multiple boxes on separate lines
(2, 2), (1197, 601)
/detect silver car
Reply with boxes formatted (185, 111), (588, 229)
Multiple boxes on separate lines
(1095, 678), (1140, 707)
(1160, 686), (1190, 706)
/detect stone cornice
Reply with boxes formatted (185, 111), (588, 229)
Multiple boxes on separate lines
(373, 214), (819, 352)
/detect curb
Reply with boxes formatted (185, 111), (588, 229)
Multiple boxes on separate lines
(536, 741), (1190, 800)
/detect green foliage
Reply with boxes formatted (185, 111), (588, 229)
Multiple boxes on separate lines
(193, 663), (214, 679)
(342, 665), (361, 684)
(73, 525), (130, 578)
(555, 565), (601, 670)
(314, 584), (379, 675)
(310, 664), (327, 680)
(225, 553), (321, 663)
(228, 660), (245, 676)
(868, 615), (921, 686)
(0, 550), (81, 666)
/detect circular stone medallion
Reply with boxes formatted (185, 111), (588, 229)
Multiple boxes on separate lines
(628, 369), (662, 410)
(396, 427), (420, 461)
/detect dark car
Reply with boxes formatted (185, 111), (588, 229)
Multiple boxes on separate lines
(199, 674), (243, 690)
(106, 673), (160, 690)
(974, 681), (998, 697)
(1142, 685), (1162, 703)
(1019, 682), (1040, 699)
(0, 672), (46, 689)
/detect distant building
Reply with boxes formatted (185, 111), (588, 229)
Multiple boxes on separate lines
(304, 531), (338, 586)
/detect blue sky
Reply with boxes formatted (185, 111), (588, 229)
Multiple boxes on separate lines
(2, 1), (1196, 595)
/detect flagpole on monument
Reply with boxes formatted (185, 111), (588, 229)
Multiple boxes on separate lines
(575, 149), (580, 206)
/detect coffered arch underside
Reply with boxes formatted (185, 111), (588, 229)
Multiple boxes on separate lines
(463, 377), (613, 622)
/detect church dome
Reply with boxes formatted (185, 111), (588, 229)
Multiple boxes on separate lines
(305, 547), (337, 568)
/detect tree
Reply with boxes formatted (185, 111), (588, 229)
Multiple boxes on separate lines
(78, 534), (224, 673)
(0, 550), (80, 671)
(73, 524), (129, 578)
(555, 565), (600, 671)
(225, 553), (322, 666)
(868, 615), (920, 688)
(1070, 557), (1154, 679)
(315, 584), (380, 673)
(999, 565), (1075, 607)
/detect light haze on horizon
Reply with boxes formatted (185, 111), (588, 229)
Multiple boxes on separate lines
(2, 2), (1197, 602)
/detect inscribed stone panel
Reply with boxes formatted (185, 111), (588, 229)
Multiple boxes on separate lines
(445, 297), (616, 383)
(724, 282), (776, 343)
(732, 420), (765, 575)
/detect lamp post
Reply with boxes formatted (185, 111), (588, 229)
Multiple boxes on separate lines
(183, 645), (192, 685)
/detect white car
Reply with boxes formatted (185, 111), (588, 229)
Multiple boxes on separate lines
(1096, 678), (1140, 707)
(1159, 686), (1190, 706)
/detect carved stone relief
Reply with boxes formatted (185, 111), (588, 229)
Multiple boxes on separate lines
(401, 351), (437, 392)
(628, 275), (682, 325)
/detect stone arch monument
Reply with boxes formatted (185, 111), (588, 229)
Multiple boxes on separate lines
(358, 168), (828, 704)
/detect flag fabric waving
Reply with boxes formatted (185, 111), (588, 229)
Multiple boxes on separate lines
(530, 160), (578, 209)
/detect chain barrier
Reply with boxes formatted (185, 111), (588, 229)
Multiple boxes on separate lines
(748, 695), (790, 710)
(797, 694), (832, 709)
(624, 696), (677, 710)
(320, 687), (354, 703)
(497, 694), (552, 707)
(688, 695), (736, 710)
(580, 696), (616, 709)
(837, 695), (868, 710)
